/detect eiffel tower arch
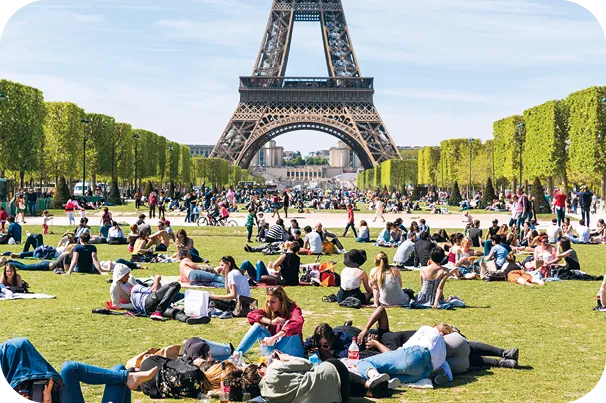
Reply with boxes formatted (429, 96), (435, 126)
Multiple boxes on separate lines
(211, 0), (401, 169)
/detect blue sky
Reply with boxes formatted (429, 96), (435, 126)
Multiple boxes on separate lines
(1, 0), (605, 155)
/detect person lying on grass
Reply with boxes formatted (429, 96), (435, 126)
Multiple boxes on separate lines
(112, 265), (208, 325)
(179, 249), (225, 288)
(0, 337), (158, 403)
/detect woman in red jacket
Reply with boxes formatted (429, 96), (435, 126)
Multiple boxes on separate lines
(235, 286), (305, 357)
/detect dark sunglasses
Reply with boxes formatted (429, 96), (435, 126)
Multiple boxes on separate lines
(318, 343), (331, 349)
(266, 286), (282, 295)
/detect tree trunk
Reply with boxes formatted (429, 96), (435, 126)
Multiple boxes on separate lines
(19, 171), (25, 188)
(512, 178), (518, 193)
(548, 176), (554, 197)
(601, 172), (606, 212)
(563, 171), (569, 195)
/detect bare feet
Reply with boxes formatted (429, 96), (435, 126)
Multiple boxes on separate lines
(10, 253), (19, 258)
(126, 366), (158, 390)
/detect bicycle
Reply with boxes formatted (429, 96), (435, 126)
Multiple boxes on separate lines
(197, 212), (238, 227)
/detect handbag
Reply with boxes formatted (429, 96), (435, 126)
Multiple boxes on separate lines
(184, 290), (210, 317)
(479, 259), (498, 279)
(233, 295), (258, 317)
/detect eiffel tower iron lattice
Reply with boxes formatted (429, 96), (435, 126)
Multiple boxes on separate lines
(210, 0), (401, 169)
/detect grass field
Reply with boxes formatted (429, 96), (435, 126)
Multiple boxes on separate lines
(1, 223), (604, 402)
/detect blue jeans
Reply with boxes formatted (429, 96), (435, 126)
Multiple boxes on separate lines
(236, 323), (305, 357)
(581, 206), (591, 227)
(555, 206), (565, 227)
(188, 270), (225, 288)
(205, 340), (233, 362)
(483, 240), (493, 257)
(7, 259), (50, 271)
(356, 345), (433, 384)
(61, 361), (130, 403)
(0, 337), (61, 389)
(241, 260), (269, 282)
(115, 258), (138, 271)
(356, 236), (370, 243)
(22, 234), (44, 252)
(28, 201), (36, 217)
(190, 248), (203, 263)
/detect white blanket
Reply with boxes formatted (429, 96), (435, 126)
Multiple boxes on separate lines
(0, 293), (56, 300)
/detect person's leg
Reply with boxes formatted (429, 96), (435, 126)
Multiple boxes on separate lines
(556, 207), (564, 227)
(483, 239), (493, 257)
(240, 260), (257, 279)
(188, 270), (225, 288)
(275, 335), (305, 357)
(15, 251), (34, 258)
(22, 235), (36, 252)
(356, 346), (432, 384)
(259, 275), (279, 285)
(7, 260), (50, 271)
(60, 361), (129, 403)
(235, 323), (271, 354)
(115, 258), (138, 270)
(189, 248), (203, 263)
(332, 237), (344, 250)
(256, 260), (269, 282)
(326, 359), (350, 401)
(144, 282), (181, 314)
(204, 340), (233, 361)
(468, 341), (504, 357)
(102, 365), (131, 403)
(247, 226), (253, 242)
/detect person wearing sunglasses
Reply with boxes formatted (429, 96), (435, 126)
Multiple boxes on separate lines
(235, 286), (305, 357)
(303, 323), (359, 361)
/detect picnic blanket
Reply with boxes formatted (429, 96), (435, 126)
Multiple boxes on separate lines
(0, 293), (56, 300)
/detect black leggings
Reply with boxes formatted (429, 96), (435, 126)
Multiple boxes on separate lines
(325, 359), (368, 401)
(468, 341), (504, 367)
(144, 282), (181, 315)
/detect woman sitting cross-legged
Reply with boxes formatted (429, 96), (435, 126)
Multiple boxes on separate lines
(241, 241), (301, 285)
(0, 337), (158, 403)
(235, 286), (305, 357)
(337, 249), (373, 305)
(369, 252), (410, 307)
(116, 269), (209, 324)
(356, 220), (371, 243)
(209, 255), (252, 317)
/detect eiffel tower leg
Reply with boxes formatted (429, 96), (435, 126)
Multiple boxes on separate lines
(210, 102), (266, 164)
(344, 103), (401, 164)
(320, 0), (361, 77)
(252, 4), (294, 77)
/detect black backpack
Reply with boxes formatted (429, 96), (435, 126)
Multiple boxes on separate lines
(140, 356), (204, 399)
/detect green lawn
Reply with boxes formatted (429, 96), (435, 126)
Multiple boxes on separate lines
(1, 224), (604, 402)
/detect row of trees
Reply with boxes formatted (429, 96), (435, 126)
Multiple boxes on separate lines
(356, 159), (418, 190)
(284, 156), (329, 166)
(415, 86), (606, 198)
(0, 79), (252, 203)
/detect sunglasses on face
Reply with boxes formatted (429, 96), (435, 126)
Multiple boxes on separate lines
(319, 343), (331, 349)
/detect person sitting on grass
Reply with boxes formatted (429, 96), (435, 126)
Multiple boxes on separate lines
(108, 221), (127, 245)
(209, 255), (252, 318)
(316, 222), (345, 252)
(0, 337), (158, 403)
(484, 234), (510, 270)
(174, 229), (207, 263)
(65, 232), (107, 275)
(299, 225), (322, 255)
(453, 237), (481, 280)
(528, 233), (558, 272)
(502, 253), (544, 286)
(243, 241), (301, 286)
(1, 216), (22, 244)
(147, 221), (172, 252)
(415, 247), (458, 308)
(369, 252), (410, 307)
(129, 273), (209, 324)
(338, 249), (373, 304)
(554, 238), (581, 272)
(131, 230), (157, 263)
(357, 220), (371, 243)
(376, 222), (395, 247)
(394, 232), (416, 267)
(178, 250), (225, 288)
(235, 286), (305, 357)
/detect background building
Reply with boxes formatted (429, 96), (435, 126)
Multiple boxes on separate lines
(250, 140), (284, 167)
(329, 141), (361, 168)
(188, 144), (214, 157)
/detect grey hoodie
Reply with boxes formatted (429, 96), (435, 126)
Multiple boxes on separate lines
(109, 263), (136, 310)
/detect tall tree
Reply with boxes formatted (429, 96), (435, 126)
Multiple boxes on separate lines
(179, 145), (191, 185)
(43, 102), (84, 183)
(493, 115), (524, 190)
(115, 123), (134, 184)
(83, 113), (115, 186)
(156, 135), (167, 184)
(0, 80), (46, 186)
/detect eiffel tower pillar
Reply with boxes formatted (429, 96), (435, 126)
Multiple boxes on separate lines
(211, 0), (401, 169)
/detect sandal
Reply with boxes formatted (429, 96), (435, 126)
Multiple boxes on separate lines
(322, 294), (338, 303)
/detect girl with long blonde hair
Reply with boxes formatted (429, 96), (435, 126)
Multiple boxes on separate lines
(369, 252), (410, 306)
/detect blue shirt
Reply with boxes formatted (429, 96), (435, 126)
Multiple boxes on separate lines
(490, 244), (509, 268)
(7, 223), (21, 243)
(99, 224), (111, 238)
(73, 244), (97, 273)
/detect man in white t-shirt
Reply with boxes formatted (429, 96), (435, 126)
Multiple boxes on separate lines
(303, 225), (323, 254)
(576, 219), (590, 244)
(546, 219), (561, 244)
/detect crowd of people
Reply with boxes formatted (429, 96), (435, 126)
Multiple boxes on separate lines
(1, 182), (606, 402)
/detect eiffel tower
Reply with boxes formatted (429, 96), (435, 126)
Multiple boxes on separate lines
(210, 0), (401, 169)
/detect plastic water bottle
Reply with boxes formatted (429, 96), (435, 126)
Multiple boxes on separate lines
(309, 353), (320, 367)
(348, 337), (359, 368)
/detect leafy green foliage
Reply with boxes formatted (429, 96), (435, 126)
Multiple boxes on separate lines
(143, 179), (153, 197)
(0, 79), (46, 176)
(179, 145), (191, 184)
(50, 176), (69, 209)
(530, 176), (550, 213)
(493, 115), (524, 185)
(83, 113), (115, 179)
(566, 86), (606, 184)
(114, 123), (134, 182)
(43, 102), (84, 180)
(450, 181), (462, 205)
(482, 177), (497, 206)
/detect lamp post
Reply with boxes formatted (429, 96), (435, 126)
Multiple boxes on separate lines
(80, 119), (90, 196)
(468, 138), (474, 199)
(516, 122), (525, 189)
(133, 133), (140, 190)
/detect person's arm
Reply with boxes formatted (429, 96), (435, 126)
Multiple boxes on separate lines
(360, 272), (372, 294)
(272, 254), (287, 271)
(367, 339), (393, 353)
(92, 252), (106, 274)
(151, 275), (161, 292)
(433, 270), (456, 309)
(281, 305), (304, 336)
(357, 305), (385, 344)
(110, 283), (134, 310)
(65, 252), (79, 275)
(211, 283), (237, 301)
(15, 274), (23, 288)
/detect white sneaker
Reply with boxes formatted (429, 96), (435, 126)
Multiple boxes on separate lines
(387, 378), (401, 389)
(368, 373), (389, 388)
